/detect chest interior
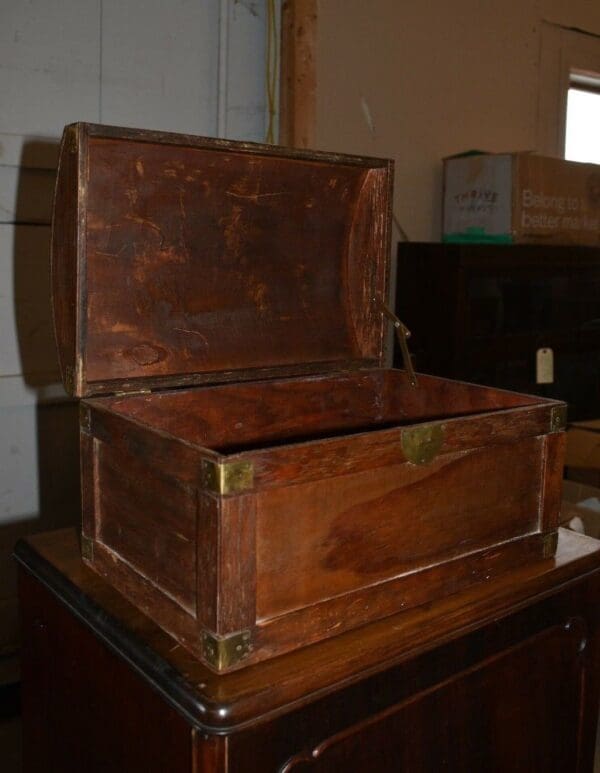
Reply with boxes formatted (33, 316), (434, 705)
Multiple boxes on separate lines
(91, 369), (542, 456)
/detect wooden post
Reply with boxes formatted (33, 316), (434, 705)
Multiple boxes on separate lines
(279, 0), (317, 149)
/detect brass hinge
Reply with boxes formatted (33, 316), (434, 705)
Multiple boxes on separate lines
(375, 297), (418, 388)
(550, 405), (568, 433)
(201, 629), (252, 671)
(401, 423), (444, 465)
(113, 389), (152, 397)
(81, 535), (94, 561)
(542, 530), (559, 559)
(200, 459), (254, 495)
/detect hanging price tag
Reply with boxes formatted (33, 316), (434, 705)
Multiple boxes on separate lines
(536, 347), (554, 384)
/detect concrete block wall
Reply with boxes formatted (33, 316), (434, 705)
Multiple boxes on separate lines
(0, 0), (270, 664)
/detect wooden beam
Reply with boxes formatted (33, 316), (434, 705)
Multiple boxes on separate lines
(279, 0), (317, 148)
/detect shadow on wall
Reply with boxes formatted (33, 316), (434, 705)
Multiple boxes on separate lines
(0, 139), (80, 664)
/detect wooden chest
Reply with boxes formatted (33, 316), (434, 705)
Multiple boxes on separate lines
(51, 123), (567, 673)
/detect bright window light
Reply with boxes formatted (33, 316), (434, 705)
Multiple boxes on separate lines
(565, 84), (600, 164)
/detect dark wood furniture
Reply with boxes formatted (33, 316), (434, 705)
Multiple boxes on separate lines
(50, 125), (567, 672)
(16, 528), (600, 771)
(395, 242), (600, 420)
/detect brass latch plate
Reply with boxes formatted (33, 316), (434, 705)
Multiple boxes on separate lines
(201, 459), (254, 495)
(201, 629), (252, 671)
(401, 423), (444, 465)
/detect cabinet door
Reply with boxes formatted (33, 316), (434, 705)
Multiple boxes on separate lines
(19, 570), (193, 773)
(278, 620), (587, 772)
(230, 578), (600, 773)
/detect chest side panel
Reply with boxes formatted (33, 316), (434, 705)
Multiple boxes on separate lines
(255, 437), (544, 620)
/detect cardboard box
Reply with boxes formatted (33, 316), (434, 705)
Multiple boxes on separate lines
(443, 152), (600, 246)
(561, 479), (600, 539)
(565, 419), (600, 489)
(566, 420), (600, 468)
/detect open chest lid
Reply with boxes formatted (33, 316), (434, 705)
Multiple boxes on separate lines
(51, 123), (393, 398)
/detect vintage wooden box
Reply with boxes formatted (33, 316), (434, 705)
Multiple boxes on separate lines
(51, 123), (567, 673)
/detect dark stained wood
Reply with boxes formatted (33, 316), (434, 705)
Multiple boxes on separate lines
(79, 426), (97, 542)
(250, 531), (557, 660)
(96, 440), (198, 615)
(89, 538), (202, 656)
(50, 124), (80, 393)
(50, 123), (568, 673)
(243, 620), (592, 772)
(85, 399), (213, 485)
(87, 369), (555, 491)
(14, 527), (600, 728)
(394, 242), (600, 422)
(218, 494), (257, 634)
(254, 437), (543, 618)
(15, 528), (600, 771)
(51, 123), (392, 398)
(19, 564), (193, 773)
(239, 402), (555, 490)
(193, 734), (228, 773)
(540, 430), (567, 531)
(197, 493), (219, 632)
(98, 369), (542, 452)
(78, 365), (565, 671)
(89, 528), (557, 669)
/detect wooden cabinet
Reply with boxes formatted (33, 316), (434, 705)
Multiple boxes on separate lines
(16, 528), (600, 772)
(395, 242), (600, 420)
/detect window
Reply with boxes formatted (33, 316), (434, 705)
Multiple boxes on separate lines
(537, 23), (600, 158)
(565, 71), (600, 164)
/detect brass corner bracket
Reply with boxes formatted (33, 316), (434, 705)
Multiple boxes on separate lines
(81, 534), (94, 561)
(201, 629), (252, 671)
(542, 530), (559, 559)
(200, 459), (254, 495)
(550, 405), (568, 433)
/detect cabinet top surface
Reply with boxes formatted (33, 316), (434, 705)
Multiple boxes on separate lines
(15, 527), (600, 732)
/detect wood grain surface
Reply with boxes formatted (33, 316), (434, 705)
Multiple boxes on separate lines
(20, 549), (600, 772)
(78, 367), (566, 671)
(51, 123), (392, 398)
(15, 527), (600, 735)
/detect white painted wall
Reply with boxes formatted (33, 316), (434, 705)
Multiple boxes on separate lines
(0, 0), (270, 659)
